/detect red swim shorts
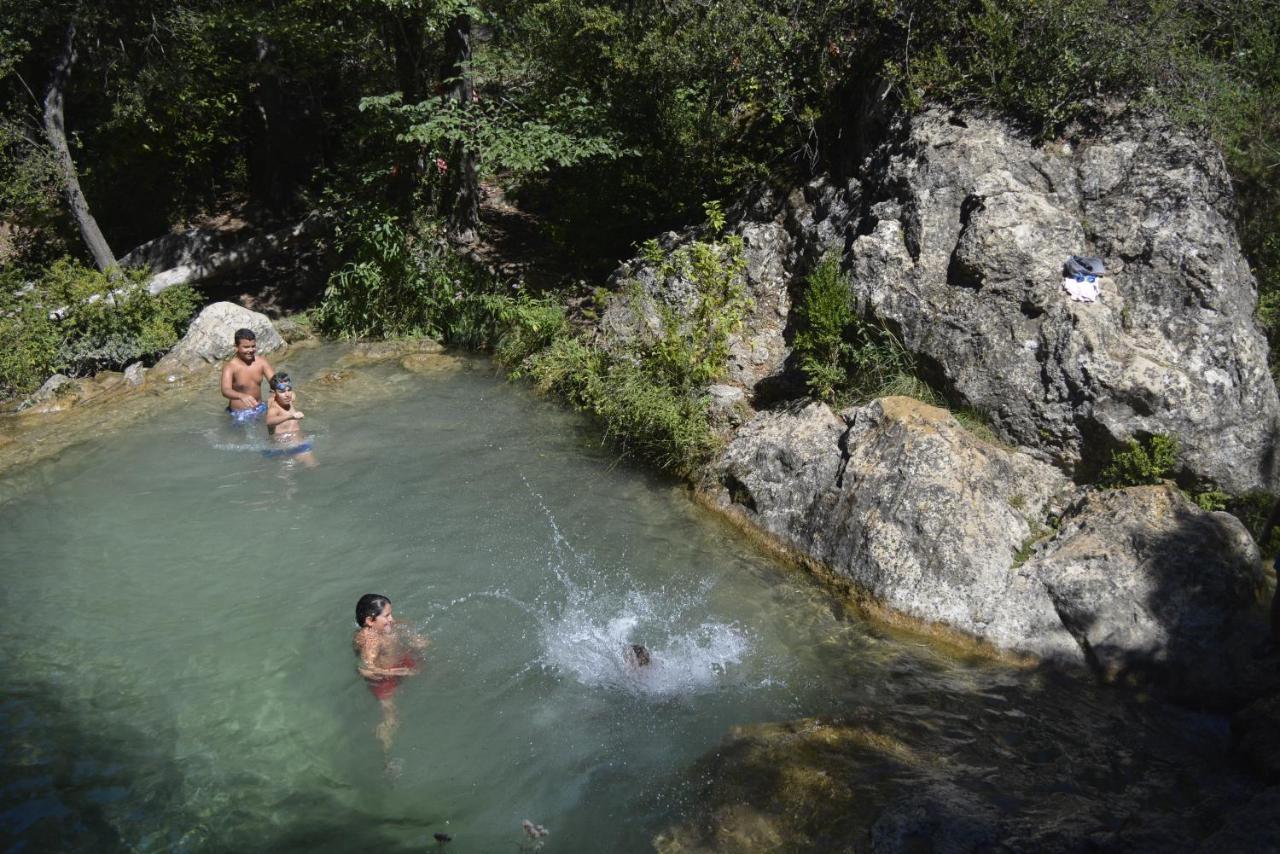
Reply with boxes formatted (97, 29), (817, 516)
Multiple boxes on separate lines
(365, 654), (417, 700)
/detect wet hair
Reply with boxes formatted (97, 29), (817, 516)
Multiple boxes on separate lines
(356, 594), (391, 627)
(271, 372), (292, 392)
(234, 328), (257, 344)
(625, 643), (651, 667)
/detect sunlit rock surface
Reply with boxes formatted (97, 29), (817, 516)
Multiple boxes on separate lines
(600, 221), (794, 392)
(712, 398), (1268, 697)
(153, 301), (285, 375)
(838, 109), (1279, 492)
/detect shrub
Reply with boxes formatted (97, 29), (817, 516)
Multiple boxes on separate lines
(520, 211), (748, 476)
(1, 260), (198, 396)
(793, 255), (923, 405)
(524, 337), (719, 477)
(1098, 434), (1180, 487)
(313, 213), (465, 340)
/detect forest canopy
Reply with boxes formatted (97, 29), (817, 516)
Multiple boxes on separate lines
(1, 0), (1277, 379)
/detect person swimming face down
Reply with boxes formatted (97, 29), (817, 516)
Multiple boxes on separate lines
(624, 643), (651, 668)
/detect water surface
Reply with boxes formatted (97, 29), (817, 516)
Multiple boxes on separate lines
(0, 345), (1253, 851)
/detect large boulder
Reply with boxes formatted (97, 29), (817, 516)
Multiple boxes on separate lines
(711, 398), (1268, 696)
(153, 302), (285, 375)
(844, 108), (1279, 492)
(714, 396), (1079, 659)
(600, 221), (794, 392)
(1021, 484), (1266, 702)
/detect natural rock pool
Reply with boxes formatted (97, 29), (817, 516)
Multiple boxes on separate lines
(0, 344), (1260, 851)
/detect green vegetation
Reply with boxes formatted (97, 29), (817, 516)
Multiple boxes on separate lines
(0, 261), (198, 396)
(1, 0), (1277, 472)
(1098, 434), (1180, 488)
(314, 210), (567, 360)
(520, 218), (750, 475)
(793, 256), (923, 406)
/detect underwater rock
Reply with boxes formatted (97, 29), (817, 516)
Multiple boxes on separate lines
(400, 353), (467, 374)
(336, 338), (445, 367)
(153, 302), (285, 375)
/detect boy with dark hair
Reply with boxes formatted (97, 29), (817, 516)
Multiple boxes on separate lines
(263, 372), (316, 466)
(220, 328), (275, 421)
(353, 594), (429, 752)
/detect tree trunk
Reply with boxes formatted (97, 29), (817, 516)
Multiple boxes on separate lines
(388, 11), (428, 214)
(43, 21), (116, 272)
(443, 14), (480, 245)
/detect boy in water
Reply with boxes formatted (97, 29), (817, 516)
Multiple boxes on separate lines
(220, 328), (275, 421)
(353, 594), (430, 752)
(624, 644), (651, 669)
(264, 373), (317, 466)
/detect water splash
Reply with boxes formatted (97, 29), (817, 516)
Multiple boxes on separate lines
(521, 475), (752, 698)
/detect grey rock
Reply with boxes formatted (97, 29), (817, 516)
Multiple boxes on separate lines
(17, 374), (75, 413)
(716, 396), (1080, 660)
(31, 373), (73, 402)
(120, 226), (241, 273)
(714, 398), (1266, 687)
(845, 108), (1278, 492)
(153, 302), (285, 375)
(124, 362), (147, 387)
(600, 221), (794, 394)
(1023, 484), (1265, 701)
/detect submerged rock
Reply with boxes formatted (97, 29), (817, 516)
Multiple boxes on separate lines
(335, 338), (445, 368)
(400, 353), (468, 374)
(153, 302), (285, 375)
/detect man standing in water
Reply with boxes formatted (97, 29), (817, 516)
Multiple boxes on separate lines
(353, 594), (429, 755)
(220, 328), (275, 421)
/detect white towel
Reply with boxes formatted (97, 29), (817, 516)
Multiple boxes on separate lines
(1062, 276), (1101, 302)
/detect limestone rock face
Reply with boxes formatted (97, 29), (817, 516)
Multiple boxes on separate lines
(600, 221), (794, 392)
(714, 399), (1267, 690)
(1022, 485), (1264, 699)
(846, 109), (1279, 492)
(717, 397), (1079, 659)
(153, 302), (285, 375)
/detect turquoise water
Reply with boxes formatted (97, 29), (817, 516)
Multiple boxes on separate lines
(0, 345), (1256, 851)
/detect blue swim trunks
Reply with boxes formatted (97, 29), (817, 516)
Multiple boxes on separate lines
(262, 441), (314, 459)
(227, 402), (267, 422)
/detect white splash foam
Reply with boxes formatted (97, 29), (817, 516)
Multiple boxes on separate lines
(522, 473), (754, 698)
